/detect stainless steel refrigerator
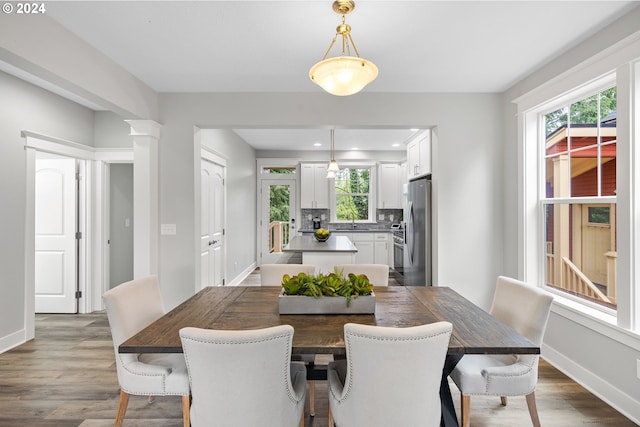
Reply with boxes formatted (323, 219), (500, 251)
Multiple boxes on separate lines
(403, 174), (432, 286)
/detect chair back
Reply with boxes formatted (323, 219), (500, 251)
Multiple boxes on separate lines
(103, 275), (190, 395)
(260, 264), (316, 286)
(490, 276), (553, 345)
(180, 325), (306, 427)
(334, 264), (389, 286)
(103, 275), (165, 347)
(330, 322), (452, 427)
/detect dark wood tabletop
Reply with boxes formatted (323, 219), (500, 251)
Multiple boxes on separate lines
(119, 286), (539, 356)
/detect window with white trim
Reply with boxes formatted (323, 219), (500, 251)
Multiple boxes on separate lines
(331, 166), (375, 222)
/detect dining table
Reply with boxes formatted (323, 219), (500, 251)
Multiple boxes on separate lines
(120, 285), (539, 427)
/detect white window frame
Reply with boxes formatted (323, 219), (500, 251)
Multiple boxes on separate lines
(515, 41), (640, 333)
(329, 162), (377, 224)
(539, 82), (618, 314)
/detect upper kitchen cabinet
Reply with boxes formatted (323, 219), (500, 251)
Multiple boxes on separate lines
(406, 130), (431, 179)
(300, 163), (329, 208)
(378, 163), (402, 209)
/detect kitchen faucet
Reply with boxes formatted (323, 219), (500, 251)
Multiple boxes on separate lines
(349, 212), (356, 229)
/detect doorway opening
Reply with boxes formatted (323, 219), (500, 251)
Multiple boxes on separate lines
(23, 131), (133, 341)
(108, 163), (134, 289)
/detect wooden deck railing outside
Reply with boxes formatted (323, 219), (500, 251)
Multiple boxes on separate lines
(560, 257), (612, 304)
(268, 221), (289, 253)
(546, 248), (617, 305)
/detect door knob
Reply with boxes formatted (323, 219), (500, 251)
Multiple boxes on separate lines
(209, 240), (218, 246)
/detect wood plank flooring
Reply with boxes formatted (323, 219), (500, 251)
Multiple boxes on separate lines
(0, 282), (636, 426)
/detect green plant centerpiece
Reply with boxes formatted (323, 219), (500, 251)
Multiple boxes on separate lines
(280, 268), (374, 307)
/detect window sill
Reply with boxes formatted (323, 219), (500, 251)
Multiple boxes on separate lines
(549, 293), (640, 351)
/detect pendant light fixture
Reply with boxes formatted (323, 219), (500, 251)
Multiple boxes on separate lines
(309, 0), (378, 96)
(327, 129), (339, 178)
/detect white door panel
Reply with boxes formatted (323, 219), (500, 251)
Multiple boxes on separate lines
(35, 157), (77, 313)
(201, 160), (225, 288)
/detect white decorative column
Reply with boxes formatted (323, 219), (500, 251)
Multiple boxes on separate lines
(126, 120), (161, 278)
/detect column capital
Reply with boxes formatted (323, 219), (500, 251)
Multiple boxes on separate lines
(125, 120), (162, 139)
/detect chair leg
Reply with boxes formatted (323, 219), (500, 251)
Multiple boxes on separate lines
(501, 396), (508, 406)
(525, 392), (541, 427)
(114, 390), (130, 427)
(460, 394), (471, 427)
(328, 405), (334, 427)
(309, 380), (316, 416)
(182, 395), (191, 427)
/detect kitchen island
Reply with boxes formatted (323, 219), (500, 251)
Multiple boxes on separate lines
(284, 235), (357, 273)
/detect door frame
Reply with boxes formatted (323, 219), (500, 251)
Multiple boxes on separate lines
(22, 131), (132, 340)
(195, 146), (228, 292)
(255, 158), (301, 266)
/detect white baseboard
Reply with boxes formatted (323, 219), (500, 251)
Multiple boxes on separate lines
(0, 328), (26, 354)
(542, 343), (640, 424)
(226, 262), (257, 287)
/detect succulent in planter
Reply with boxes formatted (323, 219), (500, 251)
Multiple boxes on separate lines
(281, 268), (374, 307)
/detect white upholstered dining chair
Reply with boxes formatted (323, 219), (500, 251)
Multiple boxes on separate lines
(179, 324), (307, 427)
(102, 275), (190, 427)
(449, 276), (553, 427)
(334, 263), (389, 286)
(328, 321), (452, 427)
(260, 263), (316, 286)
(259, 262), (321, 416)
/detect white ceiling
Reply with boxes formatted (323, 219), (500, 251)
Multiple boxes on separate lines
(37, 1), (639, 151)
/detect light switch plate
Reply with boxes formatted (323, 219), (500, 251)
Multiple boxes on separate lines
(161, 224), (177, 235)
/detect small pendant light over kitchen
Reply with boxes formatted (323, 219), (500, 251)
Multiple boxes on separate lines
(309, 0), (378, 96)
(327, 129), (339, 178)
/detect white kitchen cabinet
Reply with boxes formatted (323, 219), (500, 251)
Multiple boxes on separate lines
(378, 163), (402, 208)
(374, 233), (391, 267)
(406, 130), (431, 179)
(353, 238), (374, 264)
(300, 163), (329, 208)
(335, 232), (392, 267)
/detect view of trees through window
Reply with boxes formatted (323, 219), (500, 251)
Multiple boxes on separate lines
(334, 167), (370, 221)
(543, 86), (617, 309)
(269, 185), (290, 223)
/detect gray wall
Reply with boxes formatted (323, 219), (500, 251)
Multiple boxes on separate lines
(109, 163), (134, 288)
(157, 92), (503, 311)
(94, 111), (133, 149)
(0, 70), (94, 346)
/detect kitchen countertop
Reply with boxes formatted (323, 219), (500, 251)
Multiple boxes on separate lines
(284, 235), (357, 252)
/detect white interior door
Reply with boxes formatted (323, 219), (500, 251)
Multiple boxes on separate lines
(260, 179), (296, 264)
(201, 160), (225, 288)
(35, 156), (77, 313)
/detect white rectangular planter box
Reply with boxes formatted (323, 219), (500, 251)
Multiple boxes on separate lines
(278, 290), (376, 314)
